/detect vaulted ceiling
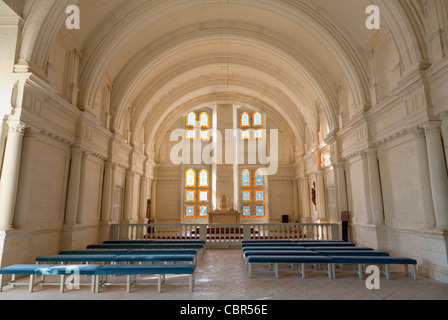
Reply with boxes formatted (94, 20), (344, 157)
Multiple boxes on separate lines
(9, 0), (429, 159)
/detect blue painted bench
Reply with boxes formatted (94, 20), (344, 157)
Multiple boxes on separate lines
(244, 250), (317, 258)
(246, 255), (332, 279)
(0, 264), (102, 293)
(87, 243), (204, 249)
(86, 244), (205, 256)
(298, 242), (356, 247)
(104, 240), (206, 245)
(113, 254), (196, 265)
(314, 250), (389, 257)
(242, 246), (307, 252)
(36, 255), (118, 264)
(59, 249), (199, 256)
(241, 243), (303, 248)
(94, 264), (196, 293)
(304, 246), (374, 251)
(37, 253), (197, 266)
(328, 256), (418, 280)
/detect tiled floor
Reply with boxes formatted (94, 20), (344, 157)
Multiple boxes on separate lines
(0, 249), (447, 300)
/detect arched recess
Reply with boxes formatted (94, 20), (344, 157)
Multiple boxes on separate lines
(372, 0), (430, 73)
(16, 0), (79, 75)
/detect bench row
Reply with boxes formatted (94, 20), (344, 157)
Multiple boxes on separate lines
(246, 255), (418, 280)
(0, 264), (196, 294)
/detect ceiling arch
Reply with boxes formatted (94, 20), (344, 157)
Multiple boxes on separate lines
(110, 23), (339, 136)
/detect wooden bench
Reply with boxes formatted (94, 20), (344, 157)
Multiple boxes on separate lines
(328, 256), (418, 280)
(94, 264), (196, 293)
(246, 255), (332, 279)
(0, 264), (102, 293)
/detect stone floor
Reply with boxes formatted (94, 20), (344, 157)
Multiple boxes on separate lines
(0, 249), (447, 301)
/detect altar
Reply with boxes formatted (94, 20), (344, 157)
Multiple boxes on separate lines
(209, 195), (240, 224)
(209, 210), (240, 224)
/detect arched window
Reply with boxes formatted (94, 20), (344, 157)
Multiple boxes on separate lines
(186, 112), (197, 127)
(184, 168), (210, 219)
(254, 169), (265, 187)
(253, 112), (263, 127)
(199, 112), (210, 128)
(199, 169), (209, 187)
(240, 112), (250, 127)
(185, 169), (196, 187)
(241, 169), (251, 187)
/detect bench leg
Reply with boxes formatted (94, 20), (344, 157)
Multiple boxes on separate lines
(412, 265), (418, 280)
(332, 264), (336, 279)
(29, 275), (34, 293)
(95, 275), (100, 293)
(274, 264), (279, 278)
(189, 274), (194, 292)
(126, 275), (131, 293)
(158, 275), (162, 293)
(60, 275), (65, 293)
(248, 263), (252, 278)
(91, 276), (96, 293)
(301, 263), (305, 279)
(385, 265), (390, 280)
(327, 264), (332, 279)
(358, 264), (363, 280)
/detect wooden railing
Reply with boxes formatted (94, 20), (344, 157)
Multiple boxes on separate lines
(109, 223), (340, 247)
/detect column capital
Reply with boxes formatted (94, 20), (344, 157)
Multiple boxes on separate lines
(424, 121), (442, 135)
(411, 126), (426, 139)
(104, 161), (117, 170)
(7, 121), (28, 135)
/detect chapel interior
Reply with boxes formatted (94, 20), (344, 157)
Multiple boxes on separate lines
(0, 0), (448, 286)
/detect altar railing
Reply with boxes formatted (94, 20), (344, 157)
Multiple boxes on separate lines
(110, 223), (340, 247)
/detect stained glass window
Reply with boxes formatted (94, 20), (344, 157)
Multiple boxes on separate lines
(255, 205), (265, 217)
(242, 190), (251, 202)
(185, 205), (195, 218)
(241, 170), (251, 187)
(198, 190), (209, 203)
(200, 130), (209, 141)
(253, 112), (263, 127)
(198, 205), (209, 217)
(184, 168), (210, 219)
(199, 170), (209, 187)
(241, 130), (250, 140)
(199, 112), (209, 128)
(253, 129), (263, 139)
(186, 128), (196, 140)
(242, 205), (252, 218)
(185, 169), (196, 187)
(185, 190), (195, 202)
(255, 190), (264, 202)
(187, 112), (197, 127)
(254, 169), (264, 187)
(240, 112), (250, 127)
